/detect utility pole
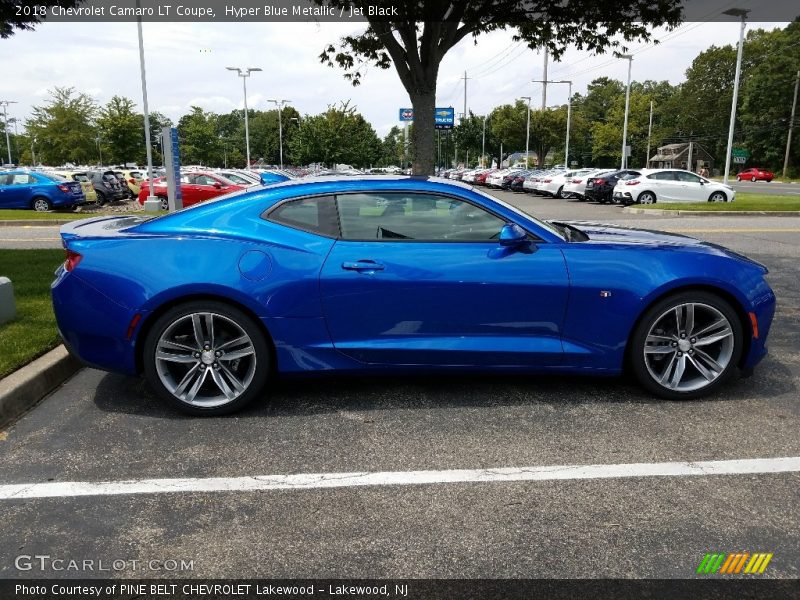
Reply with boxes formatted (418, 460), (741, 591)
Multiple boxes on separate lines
(722, 8), (749, 185)
(461, 71), (470, 121)
(619, 54), (633, 170)
(646, 100), (654, 169)
(783, 70), (800, 179)
(0, 100), (18, 164)
(687, 139), (694, 172)
(541, 48), (548, 109)
(520, 96), (532, 167)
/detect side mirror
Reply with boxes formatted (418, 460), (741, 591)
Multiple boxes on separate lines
(213, 182), (222, 189)
(498, 223), (527, 247)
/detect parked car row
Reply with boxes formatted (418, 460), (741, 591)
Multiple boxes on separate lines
(441, 165), (736, 204)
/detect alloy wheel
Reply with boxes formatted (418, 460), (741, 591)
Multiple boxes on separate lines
(643, 302), (735, 393)
(33, 198), (51, 212)
(154, 312), (257, 408)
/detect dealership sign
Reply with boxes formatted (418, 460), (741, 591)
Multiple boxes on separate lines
(398, 107), (455, 129)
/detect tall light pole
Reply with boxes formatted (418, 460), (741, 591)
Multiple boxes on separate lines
(645, 100), (654, 169)
(722, 8), (749, 185)
(267, 99), (291, 170)
(95, 136), (103, 166)
(481, 115), (487, 167)
(0, 100), (18, 165)
(136, 0), (158, 208)
(520, 96), (531, 167)
(227, 66), (262, 169)
(619, 54), (633, 169)
(31, 136), (37, 167)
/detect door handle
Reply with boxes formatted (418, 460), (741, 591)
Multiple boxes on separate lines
(341, 260), (385, 272)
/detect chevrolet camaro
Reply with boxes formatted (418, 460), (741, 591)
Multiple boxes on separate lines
(52, 176), (776, 415)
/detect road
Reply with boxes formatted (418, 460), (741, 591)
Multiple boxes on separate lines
(0, 190), (798, 582)
(729, 180), (800, 196)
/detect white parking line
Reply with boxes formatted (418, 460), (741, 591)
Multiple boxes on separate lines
(1, 456), (798, 500)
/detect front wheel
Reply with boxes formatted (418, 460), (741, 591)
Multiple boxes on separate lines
(630, 291), (743, 400)
(751, 176), (757, 182)
(143, 301), (271, 416)
(709, 191), (727, 202)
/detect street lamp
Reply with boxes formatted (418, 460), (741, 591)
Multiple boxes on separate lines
(520, 96), (531, 167)
(95, 135), (103, 166)
(31, 136), (37, 167)
(0, 100), (18, 164)
(226, 66), (262, 169)
(618, 54), (633, 169)
(136, 0), (159, 211)
(722, 8), (750, 185)
(267, 99), (291, 170)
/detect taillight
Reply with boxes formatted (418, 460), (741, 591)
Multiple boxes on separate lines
(572, 179), (582, 183)
(64, 249), (82, 272)
(625, 180), (641, 186)
(544, 178), (552, 183)
(129, 178), (135, 184)
(594, 178), (605, 185)
(57, 184), (71, 193)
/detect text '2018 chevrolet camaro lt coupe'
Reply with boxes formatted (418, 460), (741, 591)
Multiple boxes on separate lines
(52, 176), (775, 415)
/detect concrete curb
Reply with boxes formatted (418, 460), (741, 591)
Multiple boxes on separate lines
(622, 208), (800, 216)
(0, 220), (76, 227)
(0, 345), (82, 429)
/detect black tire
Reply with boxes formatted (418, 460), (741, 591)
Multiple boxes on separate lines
(31, 197), (52, 212)
(143, 300), (271, 416)
(638, 191), (656, 205)
(708, 191), (727, 203)
(751, 176), (756, 182)
(95, 191), (106, 206)
(630, 291), (744, 401)
(159, 196), (169, 211)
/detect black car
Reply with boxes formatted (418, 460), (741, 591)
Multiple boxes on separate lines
(585, 169), (642, 204)
(509, 170), (530, 192)
(87, 170), (128, 205)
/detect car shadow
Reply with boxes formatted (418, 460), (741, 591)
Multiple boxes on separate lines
(91, 357), (795, 420)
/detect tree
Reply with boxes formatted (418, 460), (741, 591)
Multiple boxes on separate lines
(489, 101), (527, 164)
(529, 107), (567, 167)
(289, 101), (381, 168)
(97, 96), (144, 165)
(317, 0), (682, 175)
(451, 112), (489, 166)
(25, 87), (98, 165)
(177, 107), (219, 166)
(379, 125), (407, 166)
(0, 0), (83, 38)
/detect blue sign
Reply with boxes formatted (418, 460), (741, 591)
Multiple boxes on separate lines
(434, 107), (455, 129)
(170, 128), (182, 202)
(399, 108), (414, 122)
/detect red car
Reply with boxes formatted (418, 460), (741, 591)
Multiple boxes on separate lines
(736, 167), (774, 182)
(474, 169), (496, 185)
(138, 172), (245, 209)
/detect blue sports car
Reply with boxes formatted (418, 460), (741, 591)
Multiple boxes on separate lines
(52, 176), (776, 415)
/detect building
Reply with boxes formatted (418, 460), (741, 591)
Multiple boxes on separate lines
(648, 143), (714, 172)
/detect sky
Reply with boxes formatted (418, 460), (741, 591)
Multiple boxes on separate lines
(0, 15), (789, 138)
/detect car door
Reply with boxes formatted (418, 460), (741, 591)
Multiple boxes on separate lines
(319, 191), (569, 367)
(648, 171), (679, 201)
(674, 171), (705, 202)
(1, 173), (33, 208)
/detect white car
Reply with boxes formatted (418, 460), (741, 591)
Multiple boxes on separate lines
(560, 168), (606, 199)
(486, 168), (515, 188)
(613, 169), (735, 205)
(537, 169), (575, 197)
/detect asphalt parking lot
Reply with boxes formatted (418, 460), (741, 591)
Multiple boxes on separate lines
(0, 189), (798, 580)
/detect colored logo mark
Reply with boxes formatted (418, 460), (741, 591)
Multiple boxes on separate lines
(696, 552), (773, 575)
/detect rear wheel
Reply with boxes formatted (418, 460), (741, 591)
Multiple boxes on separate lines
(638, 191), (656, 205)
(143, 301), (271, 416)
(95, 191), (106, 206)
(32, 197), (52, 212)
(630, 291), (743, 400)
(159, 196), (169, 211)
(751, 176), (757, 182)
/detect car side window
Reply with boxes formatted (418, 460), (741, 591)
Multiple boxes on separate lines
(675, 172), (702, 183)
(266, 195), (338, 238)
(336, 193), (507, 242)
(195, 175), (217, 186)
(11, 174), (32, 185)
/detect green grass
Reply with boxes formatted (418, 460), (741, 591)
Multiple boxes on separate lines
(0, 250), (64, 378)
(636, 193), (800, 211)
